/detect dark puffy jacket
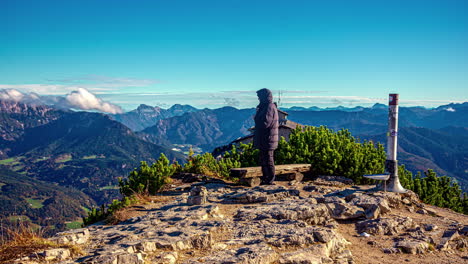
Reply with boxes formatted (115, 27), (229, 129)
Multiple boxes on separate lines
(253, 88), (279, 150)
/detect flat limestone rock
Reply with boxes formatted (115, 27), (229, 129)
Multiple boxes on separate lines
(356, 217), (414, 235)
(312, 176), (354, 187)
(41, 248), (71, 261)
(234, 199), (331, 226)
(326, 202), (365, 220)
(184, 243), (279, 264)
(223, 185), (300, 203)
(347, 193), (391, 214)
(395, 240), (430, 254)
(51, 228), (90, 245)
(279, 244), (334, 264)
(39, 183), (369, 264)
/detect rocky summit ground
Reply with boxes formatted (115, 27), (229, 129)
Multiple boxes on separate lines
(15, 176), (468, 264)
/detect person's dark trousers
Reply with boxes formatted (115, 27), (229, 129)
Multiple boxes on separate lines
(259, 149), (276, 184)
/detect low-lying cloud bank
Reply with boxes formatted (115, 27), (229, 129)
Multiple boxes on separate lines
(0, 88), (123, 114)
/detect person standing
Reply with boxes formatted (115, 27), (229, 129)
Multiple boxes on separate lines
(253, 88), (279, 185)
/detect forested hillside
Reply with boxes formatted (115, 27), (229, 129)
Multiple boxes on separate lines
(0, 101), (186, 229)
(0, 166), (93, 233)
(138, 106), (255, 151)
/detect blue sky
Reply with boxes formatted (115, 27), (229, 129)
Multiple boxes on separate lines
(1, 0), (467, 111)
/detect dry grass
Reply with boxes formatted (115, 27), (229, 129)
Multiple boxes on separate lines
(106, 194), (174, 225)
(106, 207), (134, 225)
(133, 193), (153, 204)
(106, 194), (149, 225)
(0, 223), (83, 264)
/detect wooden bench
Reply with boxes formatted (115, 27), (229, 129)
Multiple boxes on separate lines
(230, 164), (312, 187)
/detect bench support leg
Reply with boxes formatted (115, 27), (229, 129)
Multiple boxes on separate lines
(240, 177), (261, 187)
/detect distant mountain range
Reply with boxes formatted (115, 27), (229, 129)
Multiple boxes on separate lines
(281, 103), (387, 112)
(0, 99), (467, 230)
(138, 107), (255, 152)
(126, 102), (468, 191)
(111, 104), (198, 131)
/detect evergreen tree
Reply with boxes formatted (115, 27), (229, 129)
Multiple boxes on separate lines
(118, 153), (176, 196)
(399, 165), (467, 214)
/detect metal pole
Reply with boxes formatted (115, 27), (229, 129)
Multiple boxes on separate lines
(385, 93), (406, 193)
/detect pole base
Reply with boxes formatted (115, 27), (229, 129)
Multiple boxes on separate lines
(370, 181), (407, 193)
(384, 160), (407, 193)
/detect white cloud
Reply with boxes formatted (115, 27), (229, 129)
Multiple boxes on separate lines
(64, 88), (123, 114)
(0, 88), (123, 114)
(0, 75), (157, 96)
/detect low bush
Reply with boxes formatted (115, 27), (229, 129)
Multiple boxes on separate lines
(118, 154), (177, 196)
(82, 196), (138, 226)
(399, 165), (468, 214)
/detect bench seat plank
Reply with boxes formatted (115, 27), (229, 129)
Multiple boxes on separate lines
(231, 164), (311, 178)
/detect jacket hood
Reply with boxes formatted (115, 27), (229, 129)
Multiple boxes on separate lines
(256, 88), (273, 104)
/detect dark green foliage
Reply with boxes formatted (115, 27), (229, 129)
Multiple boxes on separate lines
(223, 143), (259, 168)
(85, 154), (178, 226)
(221, 126), (385, 184)
(118, 154), (176, 196)
(183, 147), (242, 179)
(183, 152), (218, 175)
(85, 154), (177, 226)
(0, 166), (93, 232)
(205, 126), (385, 184)
(274, 126), (386, 183)
(399, 165), (468, 214)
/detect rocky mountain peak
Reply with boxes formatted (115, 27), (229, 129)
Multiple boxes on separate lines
(0, 100), (65, 142)
(135, 104), (161, 113)
(371, 103), (387, 109)
(168, 104), (197, 113)
(0, 100), (55, 115)
(20, 177), (468, 264)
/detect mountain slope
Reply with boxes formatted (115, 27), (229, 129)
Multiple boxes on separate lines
(0, 101), (66, 158)
(10, 111), (184, 161)
(111, 104), (198, 131)
(139, 106), (255, 152)
(0, 166), (94, 233)
(0, 100), (187, 228)
(3, 111), (186, 203)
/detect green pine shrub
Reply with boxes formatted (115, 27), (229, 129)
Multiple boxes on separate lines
(82, 196), (138, 226)
(118, 154), (176, 196)
(274, 126), (386, 183)
(183, 148), (241, 179)
(399, 165), (468, 214)
(84, 154), (177, 226)
(221, 126), (385, 184)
